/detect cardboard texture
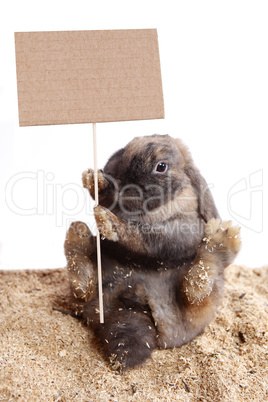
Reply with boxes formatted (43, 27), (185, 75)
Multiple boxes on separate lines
(15, 29), (164, 126)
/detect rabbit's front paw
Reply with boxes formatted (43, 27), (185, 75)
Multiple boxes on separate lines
(94, 205), (119, 242)
(82, 169), (107, 191)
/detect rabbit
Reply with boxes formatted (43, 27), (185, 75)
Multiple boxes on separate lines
(64, 134), (241, 371)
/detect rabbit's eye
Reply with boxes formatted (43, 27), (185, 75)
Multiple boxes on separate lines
(154, 162), (168, 174)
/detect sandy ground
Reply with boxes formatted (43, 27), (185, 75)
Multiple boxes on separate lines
(0, 264), (267, 402)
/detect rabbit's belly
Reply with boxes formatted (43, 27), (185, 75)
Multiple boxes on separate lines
(142, 271), (188, 349)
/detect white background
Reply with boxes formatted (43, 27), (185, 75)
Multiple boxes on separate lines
(0, 0), (267, 270)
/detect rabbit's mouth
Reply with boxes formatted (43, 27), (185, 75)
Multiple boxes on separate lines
(115, 183), (169, 217)
(114, 181), (198, 223)
(140, 185), (199, 223)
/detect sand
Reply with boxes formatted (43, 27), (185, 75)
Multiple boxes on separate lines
(0, 264), (267, 402)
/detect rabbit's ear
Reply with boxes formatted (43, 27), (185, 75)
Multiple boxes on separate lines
(185, 164), (220, 223)
(104, 148), (125, 175)
(175, 138), (220, 222)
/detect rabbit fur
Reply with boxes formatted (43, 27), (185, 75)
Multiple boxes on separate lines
(64, 134), (241, 371)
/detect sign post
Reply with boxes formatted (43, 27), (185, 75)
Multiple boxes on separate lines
(15, 28), (164, 322)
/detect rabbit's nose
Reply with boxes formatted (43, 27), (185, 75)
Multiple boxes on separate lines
(119, 184), (143, 199)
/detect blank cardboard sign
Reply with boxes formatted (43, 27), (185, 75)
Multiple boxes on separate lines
(15, 29), (164, 126)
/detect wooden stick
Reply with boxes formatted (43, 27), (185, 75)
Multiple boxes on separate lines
(92, 122), (104, 323)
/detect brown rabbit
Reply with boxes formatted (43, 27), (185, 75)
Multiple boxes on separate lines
(64, 134), (241, 371)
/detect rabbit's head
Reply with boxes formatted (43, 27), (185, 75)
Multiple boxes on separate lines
(103, 134), (219, 226)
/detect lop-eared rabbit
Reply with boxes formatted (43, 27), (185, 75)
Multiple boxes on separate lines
(64, 134), (241, 371)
